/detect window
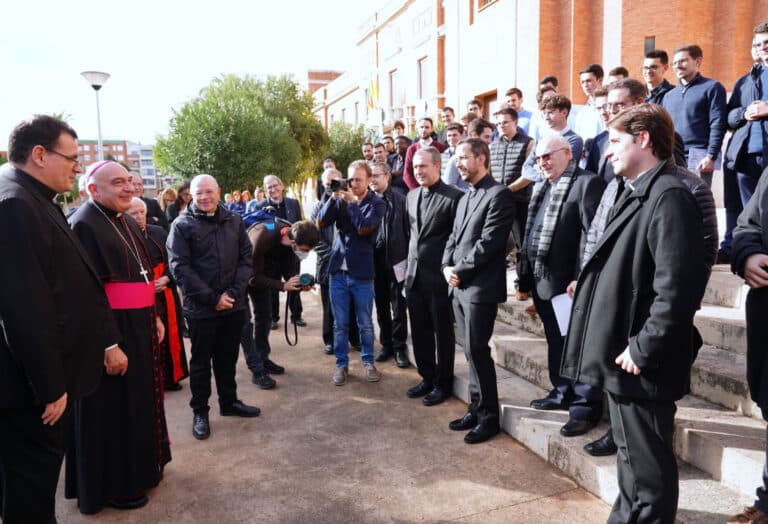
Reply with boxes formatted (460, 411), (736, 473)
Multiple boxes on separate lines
(389, 69), (399, 110)
(141, 159), (154, 167)
(644, 36), (656, 55)
(84, 154), (91, 161)
(417, 57), (430, 99)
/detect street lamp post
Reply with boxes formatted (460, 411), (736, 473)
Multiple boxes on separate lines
(80, 71), (110, 161)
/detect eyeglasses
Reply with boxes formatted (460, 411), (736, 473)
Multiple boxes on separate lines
(46, 149), (82, 168)
(606, 102), (628, 113)
(534, 147), (567, 164)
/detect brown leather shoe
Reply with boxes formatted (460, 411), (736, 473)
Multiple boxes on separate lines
(729, 506), (768, 523)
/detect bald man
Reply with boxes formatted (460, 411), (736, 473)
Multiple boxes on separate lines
(67, 160), (170, 513)
(168, 174), (259, 442)
(521, 135), (605, 437)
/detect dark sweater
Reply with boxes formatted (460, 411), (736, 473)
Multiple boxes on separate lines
(662, 73), (727, 160)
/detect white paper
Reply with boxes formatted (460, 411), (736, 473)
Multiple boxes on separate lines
(393, 259), (407, 283)
(551, 293), (573, 336)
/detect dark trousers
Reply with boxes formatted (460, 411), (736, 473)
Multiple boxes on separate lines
(453, 297), (499, 419)
(533, 290), (602, 421)
(246, 288), (275, 374)
(320, 283), (359, 347)
(271, 289), (302, 322)
(373, 253), (408, 352)
(240, 295), (267, 374)
(736, 153), (765, 207)
(0, 405), (69, 524)
(188, 310), (245, 414)
(608, 393), (678, 524)
(408, 278), (455, 390)
(510, 199), (531, 293)
(749, 288), (768, 512)
(720, 166), (743, 254)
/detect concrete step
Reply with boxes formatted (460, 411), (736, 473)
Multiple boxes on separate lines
(450, 359), (754, 523)
(489, 323), (766, 498)
(705, 266), (749, 309)
(695, 304), (747, 356)
(499, 297), (749, 357)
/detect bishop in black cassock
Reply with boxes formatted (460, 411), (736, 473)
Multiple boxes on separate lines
(65, 162), (170, 514)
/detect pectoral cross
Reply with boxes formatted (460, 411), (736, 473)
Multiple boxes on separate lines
(139, 266), (150, 284)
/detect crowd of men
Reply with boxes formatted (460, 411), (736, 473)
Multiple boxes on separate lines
(3, 23), (768, 524)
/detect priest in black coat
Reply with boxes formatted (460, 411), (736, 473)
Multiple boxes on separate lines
(66, 161), (170, 514)
(0, 116), (119, 524)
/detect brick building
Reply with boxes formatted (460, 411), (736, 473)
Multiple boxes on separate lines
(312, 0), (768, 132)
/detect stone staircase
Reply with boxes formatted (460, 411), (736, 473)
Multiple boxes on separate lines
(446, 265), (763, 522)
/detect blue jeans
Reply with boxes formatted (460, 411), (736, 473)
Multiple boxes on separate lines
(330, 272), (375, 368)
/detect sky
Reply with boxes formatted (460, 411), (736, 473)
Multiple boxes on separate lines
(1, 0), (371, 146)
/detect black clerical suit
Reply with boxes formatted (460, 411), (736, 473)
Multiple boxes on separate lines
(0, 165), (118, 523)
(406, 179), (463, 391)
(442, 174), (515, 423)
(373, 187), (409, 357)
(253, 197), (304, 323)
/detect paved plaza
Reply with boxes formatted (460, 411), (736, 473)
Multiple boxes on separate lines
(55, 292), (609, 523)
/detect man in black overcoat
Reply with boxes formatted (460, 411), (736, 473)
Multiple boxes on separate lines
(560, 104), (708, 523)
(0, 116), (119, 523)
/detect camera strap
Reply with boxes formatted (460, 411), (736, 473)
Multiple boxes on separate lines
(284, 291), (299, 346)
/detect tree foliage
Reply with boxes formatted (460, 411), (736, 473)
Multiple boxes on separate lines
(154, 74), (328, 192)
(326, 122), (371, 175)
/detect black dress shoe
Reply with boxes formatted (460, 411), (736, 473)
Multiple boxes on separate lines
(375, 348), (394, 362)
(264, 359), (285, 375)
(464, 419), (500, 444)
(270, 320), (279, 330)
(109, 495), (149, 510)
(423, 387), (450, 406)
(583, 429), (617, 456)
(406, 380), (432, 398)
(221, 400), (261, 418)
(164, 382), (183, 391)
(323, 344), (334, 355)
(530, 397), (569, 411)
(560, 418), (598, 437)
(449, 412), (477, 431)
(192, 413), (210, 440)
(252, 372), (276, 390)
(395, 349), (410, 368)
(292, 318), (307, 327)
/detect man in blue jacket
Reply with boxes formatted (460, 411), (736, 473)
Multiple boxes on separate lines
(317, 160), (386, 386)
(168, 174), (259, 441)
(721, 22), (768, 263)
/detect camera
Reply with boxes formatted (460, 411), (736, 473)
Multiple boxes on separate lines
(298, 273), (316, 287)
(329, 179), (348, 192)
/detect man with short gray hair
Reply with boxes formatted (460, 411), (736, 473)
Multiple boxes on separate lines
(168, 174), (259, 441)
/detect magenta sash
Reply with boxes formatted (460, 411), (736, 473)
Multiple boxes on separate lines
(104, 282), (155, 310)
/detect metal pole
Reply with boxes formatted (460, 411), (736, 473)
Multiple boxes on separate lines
(95, 89), (104, 161)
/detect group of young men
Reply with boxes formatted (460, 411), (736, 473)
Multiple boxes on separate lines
(4, 21), (768, 524)
(332, 23), (768, 524)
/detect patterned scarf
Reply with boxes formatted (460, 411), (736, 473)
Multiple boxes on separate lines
(523, 159), (577, 279)
(582, 176), (622, 267)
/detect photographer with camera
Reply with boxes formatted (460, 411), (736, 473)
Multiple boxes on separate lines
(246, 218), (320, 389)
(311, 168), (361, 355)
(317, 160), (386, 386)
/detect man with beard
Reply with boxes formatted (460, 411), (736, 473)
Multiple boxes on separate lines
(403, 118), (447, 189)
(67, 160), (169, 514)
(442, 139), (514, 444)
